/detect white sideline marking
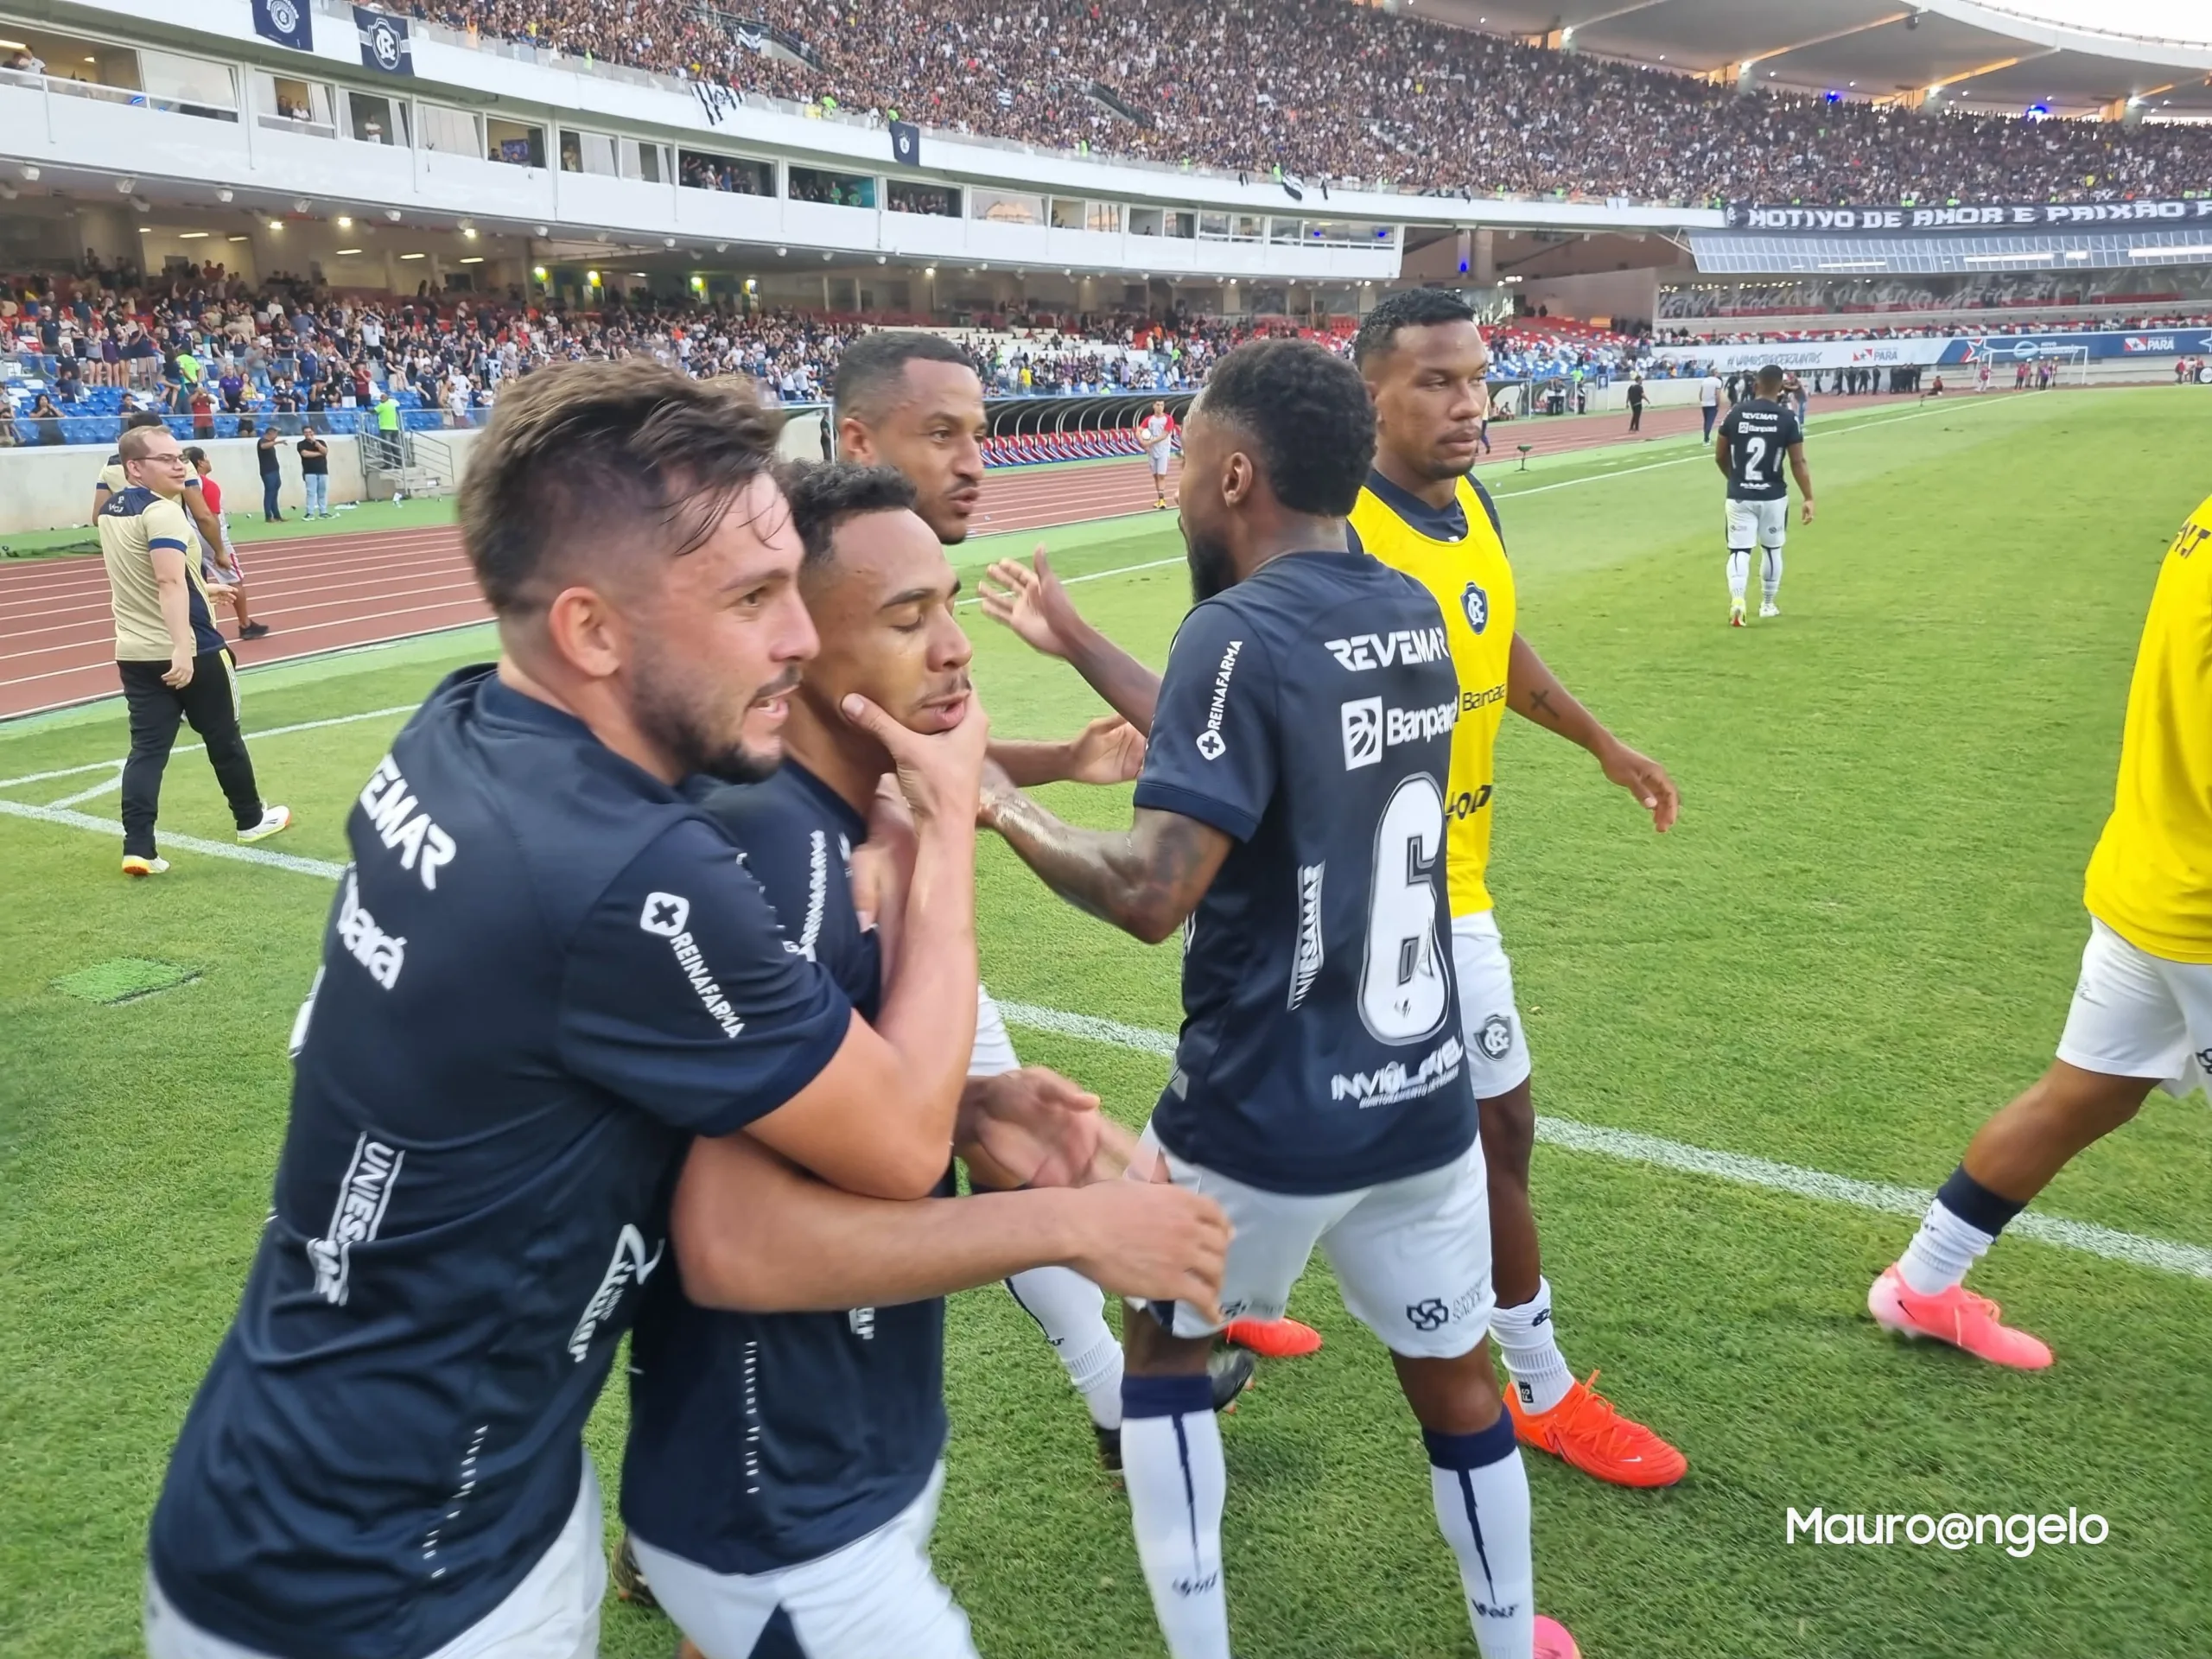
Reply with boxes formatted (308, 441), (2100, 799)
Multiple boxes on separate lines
(0, 796), (347, 877)
(1, 705), (416, 793)
(994, 1001), (2212, 1282)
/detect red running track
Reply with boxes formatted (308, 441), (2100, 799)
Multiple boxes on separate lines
(0, 397), (1909, 718)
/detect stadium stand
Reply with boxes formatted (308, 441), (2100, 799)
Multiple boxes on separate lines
(383, 0), (2212, 204)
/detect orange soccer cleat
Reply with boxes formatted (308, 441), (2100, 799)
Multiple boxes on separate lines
(1868, 1264), (2053, 1370)
(1504, 1370), (1687, 1489)
(1223, 1317), (1323, 1358)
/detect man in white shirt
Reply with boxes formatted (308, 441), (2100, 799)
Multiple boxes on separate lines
(1698, 371), (1723, 442)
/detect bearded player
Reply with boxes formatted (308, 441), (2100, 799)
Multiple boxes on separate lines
(1869, 492), (2212, 1366)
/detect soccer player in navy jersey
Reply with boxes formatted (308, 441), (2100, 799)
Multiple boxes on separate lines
(141, 362), (1220, 1659)
(619, 461), (1234, 1658)
(976, 340), (1580, 1659)
(826, 330), (1280, 1429)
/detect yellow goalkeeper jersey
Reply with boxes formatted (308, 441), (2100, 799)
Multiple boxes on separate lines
(1348, 469), (1514, 918)
(2082, 492), (2212, 962)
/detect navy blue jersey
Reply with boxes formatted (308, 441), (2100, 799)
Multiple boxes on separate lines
(1717, 397), (1802, 501)
(622, 762), (948, 1576)
(1135, 550), (1478, 1195)
(148, 668), (855, 1659)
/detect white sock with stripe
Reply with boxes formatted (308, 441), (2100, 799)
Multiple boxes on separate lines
(1122, 1373), (1230, 1659)
(1491, 1278), (1573, 1415)
(1006, 1266), (1122, 1430)
(1726, 550), (1751, 606)
(1762, 547), (1784, 606)
(1427, 1416), (1536, 1659)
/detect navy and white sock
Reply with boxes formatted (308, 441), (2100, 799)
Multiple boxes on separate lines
(1122, 1373), (1230, 1659)
(1761, 547), (1784, 606)
(1427, 1416), (1535, 1659)
(1491, 1278), (1573, 1416)
(1726, 550), (1751, 606)
(1006, 1266), (1122, 1430)
(1897, 1165), (2026, 1294)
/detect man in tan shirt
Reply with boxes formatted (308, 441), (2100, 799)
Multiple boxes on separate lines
(99, 423), (290, 875)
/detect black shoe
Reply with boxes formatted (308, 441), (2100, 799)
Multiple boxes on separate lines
(237, 622), (272, 640)
(1209, 1344), (1256, 1412)
(1096, 1423), (1122, 1472)
(611, 1530), (659, 1611)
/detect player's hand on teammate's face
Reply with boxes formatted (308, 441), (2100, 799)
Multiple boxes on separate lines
(978, 548), (1079, 659)
(958, 1065), (1104, 1190)
(1064, 1180), (1230, 1323)
(1599, 741), (1680, 833)
(842, 684), (988, 829)
(1064, 714), (1147, 785)
(162, 647), (195, 690)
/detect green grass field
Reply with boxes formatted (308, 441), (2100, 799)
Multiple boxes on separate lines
(3, 387), (2209, 1658)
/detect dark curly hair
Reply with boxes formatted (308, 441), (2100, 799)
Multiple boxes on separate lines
(1352, 289), (1478, 369)
(778, 461), (919, 567)
(1196, 339), (1375, 518)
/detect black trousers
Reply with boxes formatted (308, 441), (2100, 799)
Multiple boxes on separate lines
(118, 651), (263, 857)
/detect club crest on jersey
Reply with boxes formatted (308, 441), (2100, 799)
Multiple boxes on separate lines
(1478, 1014), (1513, 1060)
(1461, 582), (1491, 634)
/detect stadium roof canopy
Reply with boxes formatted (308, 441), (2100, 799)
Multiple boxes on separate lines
(1399, 0), (2212, 118)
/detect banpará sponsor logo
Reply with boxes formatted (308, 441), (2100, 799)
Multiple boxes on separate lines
(1341, 696), (1458, 770)
(1323, 626), (1449, 672)
(1785, 1506), (2107, 1556)
(1195, 639), (1243, 760)
(336, 869), (405, 990)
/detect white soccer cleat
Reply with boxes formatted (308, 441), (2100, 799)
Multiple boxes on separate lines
(238, 804), (294, 844)
(1759, 603), (1781, 619)
(1729, 604), (1746, 628)
(122, 855), (170, 877)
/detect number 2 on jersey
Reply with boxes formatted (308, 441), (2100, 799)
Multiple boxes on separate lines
(1358, 775), (1451, 1045)
(1740, 435), (1769, 486)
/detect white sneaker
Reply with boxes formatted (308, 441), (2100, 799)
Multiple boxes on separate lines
(122, 855), (169, 877)
(238, 804), (293, 843)
(1759, 603), (1781, 618)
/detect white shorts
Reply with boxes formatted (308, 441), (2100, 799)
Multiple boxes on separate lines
(629, 1462), (976, 1659)
(1139, 1133), (1494, 1358)
(2056, 919), (2212, 1099)
(146, 1455), (604, 1659)
(1725, 497), (1789, 551)
(970, 985), (1019, 1078)
(1453, 911), (1531, 1101)
(1147, 448), (1173, 476)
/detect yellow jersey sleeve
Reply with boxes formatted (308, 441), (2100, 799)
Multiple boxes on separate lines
(2081, 493), (2212, 963)
(1348, 476), (1516, 918)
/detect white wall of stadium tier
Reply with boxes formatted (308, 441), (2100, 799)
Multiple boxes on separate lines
(0, 415), (828, 536)
(0, 0), (1715, 288)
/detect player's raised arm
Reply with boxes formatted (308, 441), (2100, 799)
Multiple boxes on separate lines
(988, 712), (1147, 787)
(979, 547), (1165, 732)
(1506, 633), (1679, 832)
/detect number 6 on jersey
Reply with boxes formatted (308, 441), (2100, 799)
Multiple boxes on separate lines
(1360, 774), (1451, 1045)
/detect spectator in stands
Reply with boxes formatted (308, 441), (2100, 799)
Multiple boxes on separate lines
(190, 385), (216, 440)
(29, 391), (64, 446)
